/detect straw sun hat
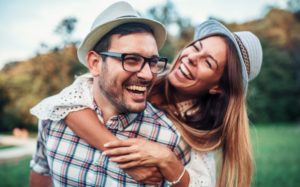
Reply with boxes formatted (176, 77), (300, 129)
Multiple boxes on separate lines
(194, 19), (263, 88)
(77, 1), (167, 67)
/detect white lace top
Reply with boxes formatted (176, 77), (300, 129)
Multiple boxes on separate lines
(30, 74), (217, 187)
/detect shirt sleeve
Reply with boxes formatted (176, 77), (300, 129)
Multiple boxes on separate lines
(30, 120), (52, 176)
(172, 137), (191, 166)
(30, 73), (94, 121)
(185, 149), (217, 187)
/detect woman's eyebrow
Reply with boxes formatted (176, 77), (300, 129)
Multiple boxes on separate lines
(201, 41), (219, 69)
(192, 41), (201, 51)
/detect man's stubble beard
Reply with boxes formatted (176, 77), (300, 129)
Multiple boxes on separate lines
(97, 64), (129, 114)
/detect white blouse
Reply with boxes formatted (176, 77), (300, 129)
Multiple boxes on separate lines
(30, 74), (217, 187)
(186, 149), (216, 187)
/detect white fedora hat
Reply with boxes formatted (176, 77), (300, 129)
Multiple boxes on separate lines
(194, 19), (263, 89)
(78, 1), (167, 67)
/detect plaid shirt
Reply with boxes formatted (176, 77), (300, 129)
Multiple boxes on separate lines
(31, 102), (191, 187)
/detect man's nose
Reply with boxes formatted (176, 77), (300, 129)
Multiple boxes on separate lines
(136, 63), (154, 81)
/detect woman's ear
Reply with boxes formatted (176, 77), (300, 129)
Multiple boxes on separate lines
(209, 85), (223, 95)
(86, 51), (101, 76)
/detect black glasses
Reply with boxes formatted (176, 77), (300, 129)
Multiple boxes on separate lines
(98, 51), (168, 74)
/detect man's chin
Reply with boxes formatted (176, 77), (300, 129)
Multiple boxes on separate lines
(126, 102), (147, 113)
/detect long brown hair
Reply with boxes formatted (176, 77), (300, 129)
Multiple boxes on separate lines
(149, 35), (253, 187)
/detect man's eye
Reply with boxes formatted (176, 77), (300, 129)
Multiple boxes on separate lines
(150, 57), (159, 62)
(125, 56), (140, 62)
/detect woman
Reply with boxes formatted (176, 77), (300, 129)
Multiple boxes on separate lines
(31, 19), (262, 187)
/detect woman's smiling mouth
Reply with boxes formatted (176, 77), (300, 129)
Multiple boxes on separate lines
(179, 62), (193, 80)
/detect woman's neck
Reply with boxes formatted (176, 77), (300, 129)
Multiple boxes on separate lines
(173, 89), (200, 103)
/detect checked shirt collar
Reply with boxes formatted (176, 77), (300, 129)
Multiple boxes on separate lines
(92, 101), (139, 131)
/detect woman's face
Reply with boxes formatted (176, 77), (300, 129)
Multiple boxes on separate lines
(168, 36), (228, 97)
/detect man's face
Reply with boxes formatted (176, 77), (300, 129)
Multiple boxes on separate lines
(97, 32), (158, 113)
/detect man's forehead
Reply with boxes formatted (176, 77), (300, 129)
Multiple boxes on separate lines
(108, 32), (159, 55)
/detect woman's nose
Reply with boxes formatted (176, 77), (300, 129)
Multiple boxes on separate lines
(187, 53), (199, 66)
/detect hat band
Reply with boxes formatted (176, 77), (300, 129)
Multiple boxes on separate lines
(117, 15), (138, 19)
(233, 34), (250, 77)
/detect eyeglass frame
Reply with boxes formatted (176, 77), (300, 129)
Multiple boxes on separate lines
(97, 51), (168, 74)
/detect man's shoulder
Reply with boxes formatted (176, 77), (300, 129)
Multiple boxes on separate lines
(143, 102), (176, 131)
(37, 119), (63, 132)
(38, 119), (53, 128)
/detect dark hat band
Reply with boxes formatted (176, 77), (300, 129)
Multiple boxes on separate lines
(233, 33), (250, 76)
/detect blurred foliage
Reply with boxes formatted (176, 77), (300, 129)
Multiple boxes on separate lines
(227, 8), (300, 122)
(0, 45), (87, 131)
(146, 0), (194, 62)
(55, 17), (79, 46)
(287, 0), (300, 13)
(0, 1), (299, 131)
(288, 0), (300, 20)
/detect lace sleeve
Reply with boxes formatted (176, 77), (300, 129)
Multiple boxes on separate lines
(185, 149), (216, 187)
(30, 74), (94, 121)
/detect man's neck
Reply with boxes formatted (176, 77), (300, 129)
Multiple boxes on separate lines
(93, 85), (118, 123)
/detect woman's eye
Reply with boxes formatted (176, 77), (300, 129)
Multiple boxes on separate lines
(205, 60), (212, 68)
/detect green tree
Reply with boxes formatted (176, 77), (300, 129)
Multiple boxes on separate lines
(55, 17), (78, 46)
(287, 0), (300, 12)
(287, 0), (300, 20)
(248, 39), (300, 122)
(147, 0), (193, 62)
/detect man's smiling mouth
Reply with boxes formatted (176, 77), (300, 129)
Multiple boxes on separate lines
(126, 85), (147, 94)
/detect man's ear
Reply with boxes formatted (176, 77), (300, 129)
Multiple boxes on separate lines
(209, 85), (223, 95)
(87, 51), (101, 76)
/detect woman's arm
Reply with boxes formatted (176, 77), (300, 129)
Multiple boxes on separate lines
(65, 108), (118, 150)
(103, 139), (190, 187)
(65, 109), (163, 184)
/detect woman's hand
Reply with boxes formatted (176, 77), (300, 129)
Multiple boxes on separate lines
(104, 138), (190, 186)
(124, 166), (163, 184)
(103, 138), (173, 169)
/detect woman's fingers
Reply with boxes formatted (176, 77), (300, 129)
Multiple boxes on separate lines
(110, 153), (141, 163)
(104, 139), (137, 148)
(138, 167), (163, 184)
(103, 146), (136, 156)
(118, 160), (142, 169)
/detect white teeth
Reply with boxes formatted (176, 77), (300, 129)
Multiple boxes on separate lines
(127, 85), (147, 92)
(179, 63), (192, 79)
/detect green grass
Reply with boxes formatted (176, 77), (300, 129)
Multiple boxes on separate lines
(0, 144), (16, 150)
(0, 125), (299, 187)
(251, 125), (300, 187)
(0, 156), (31, 187)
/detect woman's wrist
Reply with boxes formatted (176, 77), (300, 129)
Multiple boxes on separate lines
(157, 148), (176, 170)
(158, 150), (186, 182)
(166, 167), (186, 186)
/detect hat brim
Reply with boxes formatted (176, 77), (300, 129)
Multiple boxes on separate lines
(78, 17), (166, 66)
(193, 20), (248, 88)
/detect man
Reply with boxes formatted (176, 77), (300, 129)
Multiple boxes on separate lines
(30, 2), (189, 186)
